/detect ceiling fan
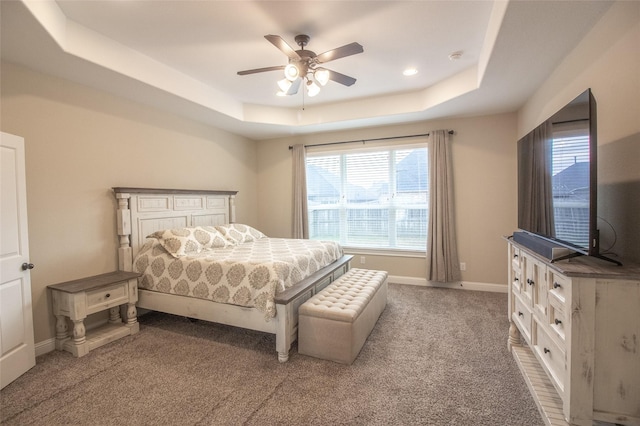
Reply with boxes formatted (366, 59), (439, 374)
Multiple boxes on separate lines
(237, 34), (364, 97)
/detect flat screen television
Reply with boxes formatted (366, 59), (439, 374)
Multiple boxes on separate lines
(517, 88), (619, 265)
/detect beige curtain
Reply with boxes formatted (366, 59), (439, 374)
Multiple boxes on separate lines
(517, 120), (555, 236)
(292, 144), (309, 239)
(426, 130), (461, 282)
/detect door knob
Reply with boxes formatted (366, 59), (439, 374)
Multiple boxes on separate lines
(21, 262), (35, 271)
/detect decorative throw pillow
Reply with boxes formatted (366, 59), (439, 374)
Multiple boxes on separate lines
(214, 223), (266, 244)
(198, 226), (234, 249)
(148, 226), (232, 257)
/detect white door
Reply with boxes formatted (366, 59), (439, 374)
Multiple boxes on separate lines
(1, 132), (35, 389)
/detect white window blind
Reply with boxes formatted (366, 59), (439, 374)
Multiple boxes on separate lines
(306, 144), (428, 250)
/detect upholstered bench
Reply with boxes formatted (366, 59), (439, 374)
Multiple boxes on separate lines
(298, 268), (388, 364)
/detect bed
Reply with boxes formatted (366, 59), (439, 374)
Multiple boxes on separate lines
(113, 187), (352, 362)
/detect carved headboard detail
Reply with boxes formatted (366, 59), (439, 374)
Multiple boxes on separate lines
(112, 188), (237, 271)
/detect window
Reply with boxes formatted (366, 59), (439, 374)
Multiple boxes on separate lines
(306, 144), (428, 250)
(551, 124), (590, 248)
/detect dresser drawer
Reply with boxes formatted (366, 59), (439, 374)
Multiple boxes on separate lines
(522, 256), (542, 307)
(513, 292), (532, 344)
(511, 246), (522, 271)
(534, 320), (566, 393)
(511, 271), (522, 295)
(548, 297), (565, 342)
(548, 270), (569, 304)
(86, 282), (129, 314)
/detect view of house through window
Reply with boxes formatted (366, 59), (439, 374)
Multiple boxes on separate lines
(306, 145), (428, 250)
(551, 127), (590, 248)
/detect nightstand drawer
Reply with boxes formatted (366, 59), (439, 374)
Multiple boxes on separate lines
(86, 282), (129, 314)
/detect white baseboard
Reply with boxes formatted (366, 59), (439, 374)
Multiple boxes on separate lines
(34, 278), (504, 354)
(388, 275), (507, 293)
(35, 338), (56, 357)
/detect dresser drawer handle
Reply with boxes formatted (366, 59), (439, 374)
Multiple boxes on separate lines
(544, 347), (550, 354)
(554, 319), (562, 325)
(527, 279), (534, 286)
(105, 293), (111, 298)
(518, 311), (524, 317)
(553, 282), (561, 289)
(513, 254), (518, 259)
(514, 277), (519, 282)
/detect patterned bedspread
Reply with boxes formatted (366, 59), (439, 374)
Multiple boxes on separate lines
(134, 238), (343, 318)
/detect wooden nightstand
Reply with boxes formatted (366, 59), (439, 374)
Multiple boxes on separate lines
(49, 271), (140, 357)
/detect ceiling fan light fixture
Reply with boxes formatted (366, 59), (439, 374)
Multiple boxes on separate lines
(284, 63), (299, 81)
(277, 78), (292, 93)
(239, 34), (363, 99)
(314, 68), (330, 86)
(307, 80), (321, 97)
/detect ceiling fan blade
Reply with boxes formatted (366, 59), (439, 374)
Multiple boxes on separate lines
(315, 42), (363, 64)
(327, 69), (357, 86)
(265, 35), (301, 60)
(237, 65), (285, 76)
(286, 78), (302, 95)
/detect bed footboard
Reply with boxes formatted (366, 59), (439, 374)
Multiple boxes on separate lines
(274, 254), (352, 362)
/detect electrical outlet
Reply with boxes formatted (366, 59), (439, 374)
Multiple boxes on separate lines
(360, 256), (366, 264)
(460, 262), (466, 271)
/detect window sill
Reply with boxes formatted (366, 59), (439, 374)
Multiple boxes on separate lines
(343, 247), (426, 258)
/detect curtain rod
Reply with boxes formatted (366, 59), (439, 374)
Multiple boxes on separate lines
(288, 130), (454, 150)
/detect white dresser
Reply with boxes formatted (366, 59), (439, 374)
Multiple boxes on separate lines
(507, 239), (640, 426)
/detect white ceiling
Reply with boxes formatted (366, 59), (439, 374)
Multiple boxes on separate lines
(1, 1), (613, 140)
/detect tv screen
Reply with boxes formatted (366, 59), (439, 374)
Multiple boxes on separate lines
(517, 89), (597, 257)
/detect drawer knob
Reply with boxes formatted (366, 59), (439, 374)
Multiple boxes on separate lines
(527, 279), (534, 286)
(554, 319), (562, 325)
(105, 293), (111, 298)
(553, 282), (561, 289)
(514, 277), (519, 282)
(518, 311), (524, 317)
(544, 347), (550, 354)
(513, 254), (518, 259)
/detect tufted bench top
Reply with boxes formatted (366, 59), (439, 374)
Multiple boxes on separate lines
(299, 268), (388, 323)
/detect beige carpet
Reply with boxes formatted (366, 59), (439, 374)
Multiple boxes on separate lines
(1, 284), (543, 425)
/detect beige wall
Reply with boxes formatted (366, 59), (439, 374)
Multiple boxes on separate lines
(517, 1), (640, 263)
(257, 113), (518, 286)
(1, 62), (259, 343)
(5, 0), (635, 348)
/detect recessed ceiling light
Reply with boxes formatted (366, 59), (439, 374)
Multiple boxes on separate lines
(448, 51), (463, 61)
(403, 68), (418, 76)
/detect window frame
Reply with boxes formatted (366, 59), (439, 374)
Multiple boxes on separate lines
(305, 139), (429, 253)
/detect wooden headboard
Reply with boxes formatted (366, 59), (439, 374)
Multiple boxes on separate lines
(113, 188), (237, 271)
